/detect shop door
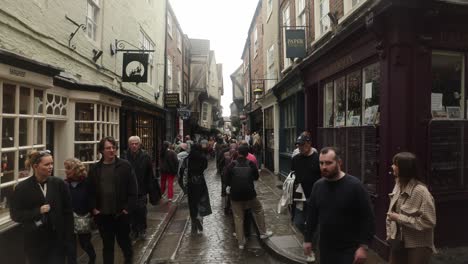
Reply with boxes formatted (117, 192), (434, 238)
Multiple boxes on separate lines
(264, 107), (274, 171)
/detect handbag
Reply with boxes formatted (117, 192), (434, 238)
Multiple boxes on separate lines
(74, 212), (93, 234)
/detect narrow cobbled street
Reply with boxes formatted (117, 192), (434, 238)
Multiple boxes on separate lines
(170, 159), (285, 264)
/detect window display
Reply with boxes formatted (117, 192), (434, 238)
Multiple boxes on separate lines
(74, 102), (119, 163)
(431, 52), (464, 119)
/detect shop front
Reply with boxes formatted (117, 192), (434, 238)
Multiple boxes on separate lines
(120, 97), (165, 166)
(273, 76), (305, 178)
(301, 0), (468, 254)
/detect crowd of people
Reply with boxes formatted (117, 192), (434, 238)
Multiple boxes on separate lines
(8, 129), (437, 264)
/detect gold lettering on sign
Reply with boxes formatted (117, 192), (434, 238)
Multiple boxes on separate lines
(9, 68), (26, 77)
(287, 39), (305, 46)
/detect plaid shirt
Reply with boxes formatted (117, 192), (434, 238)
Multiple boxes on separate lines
(386, 179), (437, 253)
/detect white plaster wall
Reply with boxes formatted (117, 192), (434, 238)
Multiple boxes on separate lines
(0, 0), (166, 105)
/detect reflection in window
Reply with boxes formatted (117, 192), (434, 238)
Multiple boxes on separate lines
(363, 63), (380, 125)
(34, 90), (44, 114)
(19, 118), (30, 146)
(334, 77), (346, 126)
(1, 83), (46, 219)
(282, 96), (297, 153)
(431, 52), (464, 119)
(3, 84), (16, 114)
(347, 70), (362, 126)
(74, 102), (119, 163)
(34, 119), (44, 145)
(2, 118), (15, 148)
(324, 82), (334, 127)
(20, 87), (31, 114)
(76, 103), (94, 121)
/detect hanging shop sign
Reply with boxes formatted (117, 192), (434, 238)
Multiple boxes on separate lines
(165, 93), (180, 108)
(122, 53), (148, 83)
(285, 29), (306, 58)
(177, 108), (191, 120)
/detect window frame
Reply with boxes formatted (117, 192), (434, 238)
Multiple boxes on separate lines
(282, 4), (292, 69)
(86, 0), (100, 41)
(0, 82), (47, 221)
(167, 12), (173, 38)
(314, 0), (330, 39)
(296, 0), (307, 28)
(266, 44), (276, 90)
(74, 102), (119, 165)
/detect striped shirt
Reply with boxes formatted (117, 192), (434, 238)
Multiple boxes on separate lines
(386, 179), (437, 253)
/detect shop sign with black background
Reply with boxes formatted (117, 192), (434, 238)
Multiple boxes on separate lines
(285, 29), (306, 58)
(122, 53), (148, 83)
(165, 93), (180, 108)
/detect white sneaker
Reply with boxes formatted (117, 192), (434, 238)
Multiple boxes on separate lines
(260, 230), (273, 239)
(238, 244), (245, 250)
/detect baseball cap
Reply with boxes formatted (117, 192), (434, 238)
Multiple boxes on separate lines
(296, 135), (311, 145)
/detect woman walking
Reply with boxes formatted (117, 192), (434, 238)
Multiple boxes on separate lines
(179, 143), (212, 234)
(386, 152), (437, 264)
(10, 150), (74, 264)
(160, 141), (179, 201)
(64, 158), (96, 264)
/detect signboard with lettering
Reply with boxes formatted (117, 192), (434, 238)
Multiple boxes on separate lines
(177, 108), (191, 120)
(165, 93), (180, 108)
(122, 53), (148, 83)
(285, 29), (306, 58)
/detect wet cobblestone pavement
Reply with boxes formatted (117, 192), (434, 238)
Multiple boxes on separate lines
(168, 159), (285, 264)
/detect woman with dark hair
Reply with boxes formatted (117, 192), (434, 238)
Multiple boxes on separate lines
(160, 141), (179, 201)
(10, 150), (74, 264)
(64, 158), (96, 264)
(386, 152), (436, 264)
(178, 143), (212, 234)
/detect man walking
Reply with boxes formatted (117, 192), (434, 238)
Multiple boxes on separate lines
(88, 137), (137, 264)
(303, 147), (375, 264)
(290, 132), (321, 234)
(225, 145), (272, 250)
(123, 136), (154, 240)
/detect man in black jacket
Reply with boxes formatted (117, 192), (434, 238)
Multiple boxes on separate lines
(303, 147), (375, 264)
(122, 135), (155, 240)
(225, 145), (272, 250)
(87, 136), (138, 264)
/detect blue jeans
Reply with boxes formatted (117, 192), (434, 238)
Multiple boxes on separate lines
(293, 207), (306, 234)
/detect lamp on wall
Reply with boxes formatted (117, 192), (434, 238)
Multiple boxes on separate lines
(253, 86), (264, 101)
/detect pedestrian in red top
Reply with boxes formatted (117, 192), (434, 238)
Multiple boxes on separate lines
(160, 141), (179, 201)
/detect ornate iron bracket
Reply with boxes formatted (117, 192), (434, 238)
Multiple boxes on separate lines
(111, 39), (155, 55)
(65, 15), (86, 50)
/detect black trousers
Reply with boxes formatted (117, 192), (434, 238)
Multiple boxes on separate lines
(26, 231), (65, 264)
(319, 246), (357, 264)
(130, 197), (148, 233)
(96, 214), (133, 264)
(67, 233), (97, 264)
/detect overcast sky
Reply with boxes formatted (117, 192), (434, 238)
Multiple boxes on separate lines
(169, 0), (259, 117)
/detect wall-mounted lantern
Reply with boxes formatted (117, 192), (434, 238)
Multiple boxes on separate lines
(253, 86), (264, 101)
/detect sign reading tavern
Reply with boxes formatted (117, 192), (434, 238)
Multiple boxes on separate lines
(285, 29), (306, 59)
(122, 53), (149, 83)
(165, 93), (180, 108)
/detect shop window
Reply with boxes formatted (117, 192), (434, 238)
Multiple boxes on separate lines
(324, 63), (380, 127)
(347, 70), (362, 126)
(74, 102), (119, 164)
(363, 63), (380, 125)
(334, 77), (346, 126)
(324, 82), (334, 127)
(20, 87), (32, 114)
(3, 84), (15, 114)
(0, 82), (46, 220)
(431, 52), (464, 119)
(281, 96), (297, 153)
